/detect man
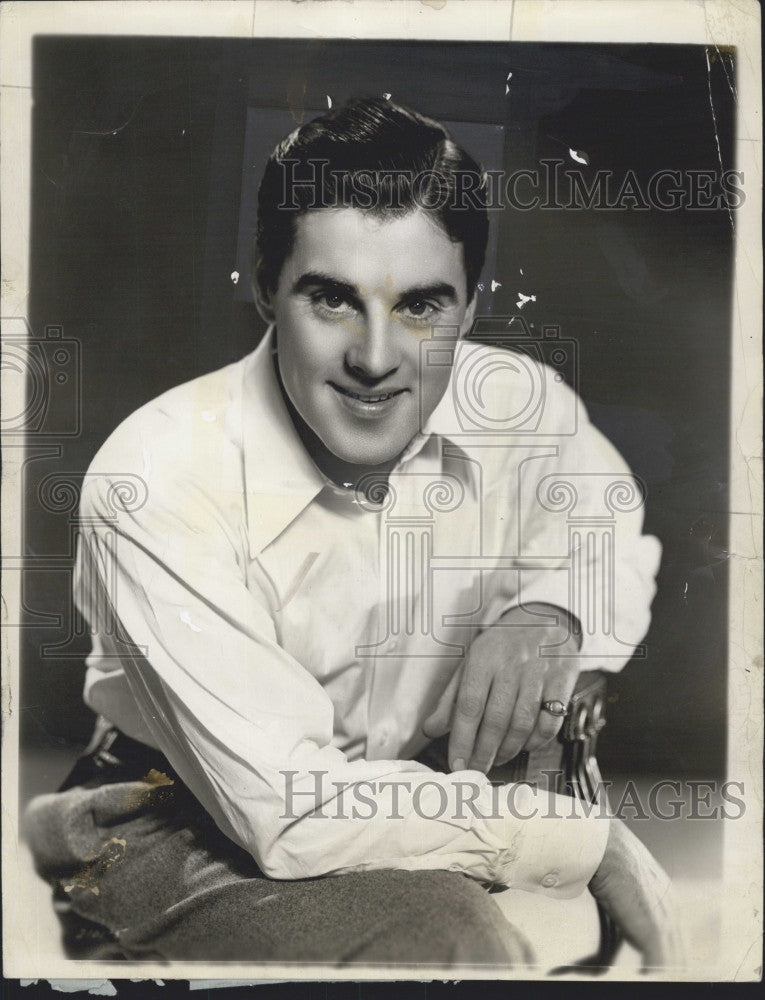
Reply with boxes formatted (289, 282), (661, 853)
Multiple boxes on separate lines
(26, 98), (680, 969)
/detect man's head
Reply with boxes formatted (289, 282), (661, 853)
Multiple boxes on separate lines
(253, 97), (489, 469)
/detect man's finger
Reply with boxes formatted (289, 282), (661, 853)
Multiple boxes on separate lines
(421, 667), (462, 739)
(467, 670), (521, 772)
(494, 668), (545, 764)
(447, 662), (493, 771)
(524, 662), (579, 751)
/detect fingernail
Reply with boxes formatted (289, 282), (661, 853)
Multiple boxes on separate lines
(452, 758), (466, 772)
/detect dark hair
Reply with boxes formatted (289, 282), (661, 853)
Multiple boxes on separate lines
(254, 97), (489, 302)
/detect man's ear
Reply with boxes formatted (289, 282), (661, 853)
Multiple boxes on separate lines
(253, 276), (276, 325)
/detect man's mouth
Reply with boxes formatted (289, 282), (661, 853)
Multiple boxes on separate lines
(329, 382), (406, 404)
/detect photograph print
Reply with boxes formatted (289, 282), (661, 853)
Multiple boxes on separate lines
(3, 20), (760, 982)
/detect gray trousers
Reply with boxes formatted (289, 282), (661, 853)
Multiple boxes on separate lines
(24, 756), (532, 968)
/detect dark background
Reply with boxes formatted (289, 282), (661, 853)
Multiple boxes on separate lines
(22, 38), (734, 780)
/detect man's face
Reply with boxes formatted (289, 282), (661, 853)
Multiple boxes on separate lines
(262, 207), (476, 468)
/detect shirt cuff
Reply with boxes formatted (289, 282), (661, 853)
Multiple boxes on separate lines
(496, 785), (610, 899)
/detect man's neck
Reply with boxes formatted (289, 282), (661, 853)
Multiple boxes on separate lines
(272, 350), (400, 498)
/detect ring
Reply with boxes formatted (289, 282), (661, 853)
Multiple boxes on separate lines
(541, 700), (567, 717)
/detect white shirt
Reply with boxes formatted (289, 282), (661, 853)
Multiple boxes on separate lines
(75, 328), (660, 895)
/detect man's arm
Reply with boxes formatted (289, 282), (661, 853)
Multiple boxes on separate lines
(425, 372), (662, 773)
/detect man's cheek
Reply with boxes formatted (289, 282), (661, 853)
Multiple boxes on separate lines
(420, 370), (452, 412)
(283, 337), (326, 381)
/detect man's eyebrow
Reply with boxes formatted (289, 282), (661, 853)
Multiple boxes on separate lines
(292, 273), (459, 305)
(291, 272), (359, 299)
(398, 282), (458, 304)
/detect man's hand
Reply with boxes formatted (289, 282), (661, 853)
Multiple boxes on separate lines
(589, 818), (685, 971)
(422, 604), (581, 772)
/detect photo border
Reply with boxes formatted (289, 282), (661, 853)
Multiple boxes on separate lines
(1, 0), (761, 984)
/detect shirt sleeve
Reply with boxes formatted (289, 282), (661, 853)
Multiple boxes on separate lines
(75, 425), (608, 894)
(482, 373), (662, 670)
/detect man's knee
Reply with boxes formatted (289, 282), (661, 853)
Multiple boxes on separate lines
(349, 869), (532, 966)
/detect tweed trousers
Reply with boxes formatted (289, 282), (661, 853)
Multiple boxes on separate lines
(24, 739), (532, 968)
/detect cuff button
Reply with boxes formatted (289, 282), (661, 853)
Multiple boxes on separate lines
(541, 872), (559, 888)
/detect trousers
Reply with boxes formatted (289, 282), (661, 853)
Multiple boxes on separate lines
(24, 731), (532, 968)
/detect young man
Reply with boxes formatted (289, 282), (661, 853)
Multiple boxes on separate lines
(26, 98), (680, 968)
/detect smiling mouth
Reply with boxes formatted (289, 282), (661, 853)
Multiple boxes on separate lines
(329, 383), (406, 404)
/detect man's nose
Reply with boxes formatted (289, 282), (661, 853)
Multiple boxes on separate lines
(345, 313), (401, 383)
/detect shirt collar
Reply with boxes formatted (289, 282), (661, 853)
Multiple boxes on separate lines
(241, 327), (474, 558)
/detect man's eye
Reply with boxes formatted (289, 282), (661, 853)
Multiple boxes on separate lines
(401, 300), (438, 322)
(311, 292), (355, 316)
(322, 294), (346, 309)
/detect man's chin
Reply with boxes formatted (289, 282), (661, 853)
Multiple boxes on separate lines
(324, 435), (408, 472)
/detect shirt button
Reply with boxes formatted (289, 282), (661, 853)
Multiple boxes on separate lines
(541, 872), (559, 888)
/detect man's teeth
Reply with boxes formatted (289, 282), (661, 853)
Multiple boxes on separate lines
(341, 388), (397, 402)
